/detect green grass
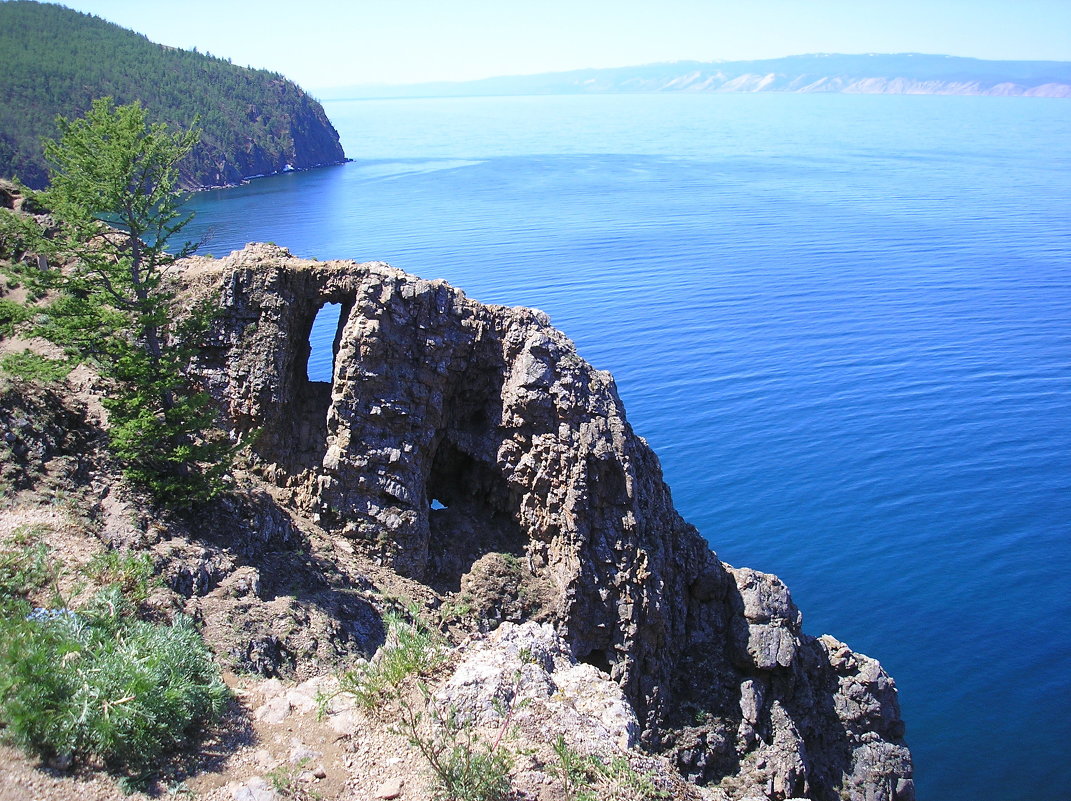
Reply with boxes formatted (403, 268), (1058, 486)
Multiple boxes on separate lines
(84, 549), (156, 604)
(0, 351), (72, 383)
(0, 524), (55, 600)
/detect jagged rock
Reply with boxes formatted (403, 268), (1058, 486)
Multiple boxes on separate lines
(180, 245), (913, 800)
(151, 490), (386, 679)
(728, 567), (803, 671)
(440, 621), (640, 752)
(456, 550), (551, 630)
(1, 178), (18, 209)
(0, 380), (98, 490)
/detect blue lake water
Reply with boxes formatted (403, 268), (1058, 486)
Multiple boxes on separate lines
(185, 93), (1071, 800)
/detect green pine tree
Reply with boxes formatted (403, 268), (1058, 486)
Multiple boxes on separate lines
(19, 98), (232, 504)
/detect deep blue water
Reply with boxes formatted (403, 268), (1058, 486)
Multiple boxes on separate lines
(185, 94), (1071, 800)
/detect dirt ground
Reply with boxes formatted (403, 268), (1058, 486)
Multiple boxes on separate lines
(0, 670), (437, 801)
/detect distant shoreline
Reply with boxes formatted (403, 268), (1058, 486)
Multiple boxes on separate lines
(318, 52), (1071, 101)
(189, 158), (352, 192)
(321, 87), (1071, 103)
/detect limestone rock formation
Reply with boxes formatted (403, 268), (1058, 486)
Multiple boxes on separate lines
(181, 244), (913, 801)
(439, 621), (640, 752)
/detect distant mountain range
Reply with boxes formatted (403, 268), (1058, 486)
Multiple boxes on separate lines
(321, 53), (1071, 100)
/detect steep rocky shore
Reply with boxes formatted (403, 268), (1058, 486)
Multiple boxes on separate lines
(183, 83), (348, 190)
(164, 244), (914, 801)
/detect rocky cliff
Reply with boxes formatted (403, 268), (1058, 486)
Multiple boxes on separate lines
(183, 82), (347, 190)
(177, 244), (914, 801)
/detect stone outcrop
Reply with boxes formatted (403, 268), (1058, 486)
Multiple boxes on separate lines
(440, 621), (641, 752)
(181, 244), (913, 801)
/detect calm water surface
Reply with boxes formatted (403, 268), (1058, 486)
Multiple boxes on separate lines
(186, 94), (1071, 801)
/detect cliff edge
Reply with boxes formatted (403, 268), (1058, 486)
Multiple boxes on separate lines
(173, 244), (913, 801)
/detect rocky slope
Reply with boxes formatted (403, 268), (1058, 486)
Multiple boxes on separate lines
(163, 244), (915, 801)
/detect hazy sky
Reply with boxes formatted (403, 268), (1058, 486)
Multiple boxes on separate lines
(45, 0), (1071, 90)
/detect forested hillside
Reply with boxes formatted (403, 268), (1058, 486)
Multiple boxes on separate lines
(0, 0), (346, 189)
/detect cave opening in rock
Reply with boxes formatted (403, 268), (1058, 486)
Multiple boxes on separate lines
(581, 648), (613, 675)
(424, 437), (525, 591)
(306, 302), (343, 384)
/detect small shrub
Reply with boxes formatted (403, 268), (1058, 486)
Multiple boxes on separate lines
(601, 755), (670, 800)
(397, 684), (513, 801)
(547, 736), (669, 801)
(0, 299), (32, 337)
(330, 610), (514, 799)
(268, 757), (323, 800)
(0, 586), (229, 778)
(0, 207), (40, 261)
(497, 553), (521, 570)
(438, 597), (473, 623)
(548, 735), (605, 801)
(332, 609), (442, 710)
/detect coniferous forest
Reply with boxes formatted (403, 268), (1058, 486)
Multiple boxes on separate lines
(0, 0), (347, 189)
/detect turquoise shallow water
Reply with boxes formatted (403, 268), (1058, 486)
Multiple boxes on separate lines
(185, 93), (1071, 800)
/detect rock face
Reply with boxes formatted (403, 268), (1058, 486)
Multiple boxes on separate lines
(182, 244), (913, 801)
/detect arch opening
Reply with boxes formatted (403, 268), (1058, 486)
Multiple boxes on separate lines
(306, 302), (343, 384)
(269, 298), (352, 477)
